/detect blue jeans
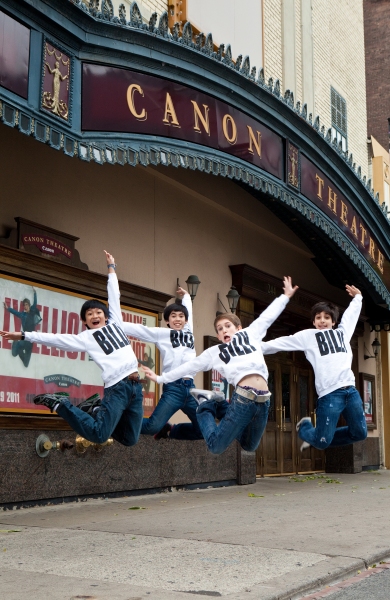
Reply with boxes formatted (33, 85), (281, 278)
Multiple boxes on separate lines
(56, 377), (144, 446)
(141, 379), (203, 440)
(196, 390), (270, 455)
(299, 386), (367, 449)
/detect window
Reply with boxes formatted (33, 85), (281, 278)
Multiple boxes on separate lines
(331, 87), (347, 152)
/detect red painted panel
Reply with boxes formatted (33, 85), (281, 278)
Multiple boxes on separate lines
(0, 10), (30, 99)
(82, 63), (283, 179)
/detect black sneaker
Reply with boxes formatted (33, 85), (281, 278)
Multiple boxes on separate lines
(154, 423), (172, 440)
(76, 393), (102, 415)
(33, 393), (68, 413)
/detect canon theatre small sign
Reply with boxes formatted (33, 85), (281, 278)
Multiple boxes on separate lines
(22, 234), (73, 259)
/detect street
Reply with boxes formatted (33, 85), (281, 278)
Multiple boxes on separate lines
(0, 471), (390, 599)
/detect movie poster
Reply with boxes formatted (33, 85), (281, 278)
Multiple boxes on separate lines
(0, 275), (158, 417)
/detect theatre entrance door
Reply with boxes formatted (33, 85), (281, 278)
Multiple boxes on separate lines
(256, 353), (325, 476)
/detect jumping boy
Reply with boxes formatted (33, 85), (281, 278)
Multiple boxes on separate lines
(262, 284), (367, 451)
(143, 277), (298, 454)
(0, 251), (143, 446)
(122, 286), (203, 440)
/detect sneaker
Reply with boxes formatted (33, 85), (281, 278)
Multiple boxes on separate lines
(296, 416), (312, 433)
(190, 388), (225, 405)
(154, 423), (172, 440)
(76, 393), (102, 415)
(33, 393), (68, 413)
(300, 441), (311, 452)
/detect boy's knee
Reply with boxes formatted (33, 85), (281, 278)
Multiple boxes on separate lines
(314, 436), (331, 450)
(352, 428), (367, 443)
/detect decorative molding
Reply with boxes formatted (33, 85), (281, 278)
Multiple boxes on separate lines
(2, 93), (387, 307)
(63, 0), (389, 226)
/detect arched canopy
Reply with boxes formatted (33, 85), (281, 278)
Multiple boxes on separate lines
(1, 0), (389, 326)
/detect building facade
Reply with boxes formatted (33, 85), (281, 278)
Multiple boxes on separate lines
(0, 0), (389, 505)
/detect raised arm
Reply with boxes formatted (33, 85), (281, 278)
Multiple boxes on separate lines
(262, 331), (305, 355)
(247, 277), (298, 340)
(143, 349), (214, 385)
(31, 288), (37, 310)
(122, 322), (160, 343)
(0, 330), (86, 352)
(338, 285), (362, 342)
(104, 250), (123, 325)
(178, 288), (193, 331)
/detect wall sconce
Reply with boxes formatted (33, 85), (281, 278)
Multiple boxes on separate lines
(217, 286), (240, 315)
(364, 338), (381, 360)
(185, 275), (201, 301)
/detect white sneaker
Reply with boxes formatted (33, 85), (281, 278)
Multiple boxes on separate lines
(296, 416), (312, 433)
(300, 441), (311, 452)
(190, 388), (225, 405)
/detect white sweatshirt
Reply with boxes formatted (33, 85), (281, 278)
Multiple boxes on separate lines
(25, 273), (138, 388)
(122, 293), (195, 378)
(261, 295), (362, 398)
(156, 294), (290, 386)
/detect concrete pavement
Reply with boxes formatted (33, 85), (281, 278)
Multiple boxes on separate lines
(0, 470), (389, 599)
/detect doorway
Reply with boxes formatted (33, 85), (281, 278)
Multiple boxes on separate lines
(256, 352), (325, 476)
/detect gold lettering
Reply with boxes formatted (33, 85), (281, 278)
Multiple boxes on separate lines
(369, 238), (376, 260)
(222, 114), (237, 144)
(126, 84), (147, 121)
(162, 92), (180, 127)
(378, 250), (384, 274)
(191, 101), (210, 135)
(350, 216), (358, 238)
(247, 125), (261, 156)
(340, 201), (348, 226)
(315, 174), (324, 200)
(360, 224), (367, 246)
(328, 187), (337, 214)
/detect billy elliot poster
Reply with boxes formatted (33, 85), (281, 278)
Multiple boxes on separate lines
(0, 275), (158, 417)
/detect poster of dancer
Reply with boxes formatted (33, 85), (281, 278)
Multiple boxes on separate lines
(0, 275), (158, 417)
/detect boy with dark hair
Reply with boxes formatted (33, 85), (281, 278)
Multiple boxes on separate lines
(0, 251), (143, 446)
(262, 284), (367, 451)
(143, 277), (298, 454)
(122, 286), (203, 441)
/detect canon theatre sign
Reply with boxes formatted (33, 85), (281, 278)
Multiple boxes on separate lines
(301, 155), (387, 278)
(81, 64), (388, 284)
(82, 64), (283, 179)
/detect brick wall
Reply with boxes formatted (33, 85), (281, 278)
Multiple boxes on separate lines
(263, 0), (283, 83)
(364, 0), (390, 150)
(264, 0), (368, 175)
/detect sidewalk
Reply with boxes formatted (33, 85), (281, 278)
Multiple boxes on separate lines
(0, 470), (389, 600)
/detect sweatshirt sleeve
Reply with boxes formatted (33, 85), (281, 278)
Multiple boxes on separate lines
(25, 331), (86, 352)
(181, 292), (193, 331)
(338, 294), (363, 342)
(107, 273), (123, 325)
(122, 322), (160, 343)
(246, 294), (289, 340)
(157, 349), (214, 384)
(262, 331), (305, 355)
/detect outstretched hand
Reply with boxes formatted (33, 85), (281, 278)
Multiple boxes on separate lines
(346, 284), (361, 298)
(283, 276), (299, 299)
(0, 330), (22, 341)
(104, 250), (116, 272)
(143, 366), (158, 382)
(176, 286), (187, 299)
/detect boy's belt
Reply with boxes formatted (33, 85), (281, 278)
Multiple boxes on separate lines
(236, 386), (271, 403)
(128, 372), (140, 381)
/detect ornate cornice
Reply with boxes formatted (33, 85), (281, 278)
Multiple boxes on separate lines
(63, 0), (389, 228)
(1, 89), (388, 308)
